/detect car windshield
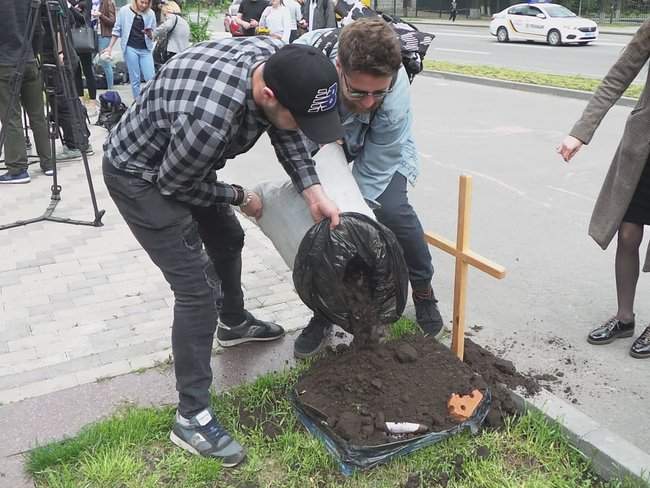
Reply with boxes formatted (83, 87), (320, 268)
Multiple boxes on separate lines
(543, 5), (577, 17)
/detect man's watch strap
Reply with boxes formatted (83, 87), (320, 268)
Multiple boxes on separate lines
(231, 184), (252, 207)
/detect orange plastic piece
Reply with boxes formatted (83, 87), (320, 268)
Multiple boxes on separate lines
(447, 389), (484, 421)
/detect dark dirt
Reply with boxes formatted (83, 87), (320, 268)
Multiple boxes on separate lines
(295, 336), (540, 445)
(402, 471), (450, 488)
(236, 403), (283, 440)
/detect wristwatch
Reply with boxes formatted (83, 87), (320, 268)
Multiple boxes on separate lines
(232, 184), (252, 208)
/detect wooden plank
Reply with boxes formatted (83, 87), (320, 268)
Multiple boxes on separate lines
(463, 250), (506, 279)
(424, 232), (457, 256)
(451, 176), (472, 361)
(424, 232), (506, 280)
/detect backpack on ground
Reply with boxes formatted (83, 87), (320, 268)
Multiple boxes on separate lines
(96, 91), (127, 131)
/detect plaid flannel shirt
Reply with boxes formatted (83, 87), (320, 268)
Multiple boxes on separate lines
(104, 36), (320, 207)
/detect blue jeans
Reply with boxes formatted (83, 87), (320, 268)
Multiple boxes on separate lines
(97, 36), (114, 89)
(374, 173), (434, 291)
(124, 46), (155, 98)
(102, 158), (246, 417)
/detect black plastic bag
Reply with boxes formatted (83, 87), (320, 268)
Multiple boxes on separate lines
(292, 212), (408, 332)
(292, 388), (491, 474)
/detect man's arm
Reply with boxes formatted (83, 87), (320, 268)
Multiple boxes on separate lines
(267, 127), (340, 227)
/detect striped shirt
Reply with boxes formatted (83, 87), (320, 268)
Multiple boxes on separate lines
(104, 36), (320, 207)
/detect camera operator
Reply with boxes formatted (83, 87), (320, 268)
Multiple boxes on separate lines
(39, 0), (93, 162)
(0, 1), (54, 184)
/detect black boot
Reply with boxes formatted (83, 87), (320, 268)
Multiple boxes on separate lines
(630, 326), (650, 359)
(587, 316), (635, 345)
(413, 287), (444, 337)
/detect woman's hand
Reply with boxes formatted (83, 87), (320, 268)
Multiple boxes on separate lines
(557, 135), (584, 163)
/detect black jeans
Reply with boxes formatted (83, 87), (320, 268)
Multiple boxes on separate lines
(75, 51), (97, 100)
(103, 158), (246, 417)
(374, 172), (433, 291)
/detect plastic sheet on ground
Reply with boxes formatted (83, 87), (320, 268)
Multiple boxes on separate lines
(292, 388), (492, 475)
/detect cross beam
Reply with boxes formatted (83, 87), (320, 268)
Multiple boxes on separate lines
(424, 175), (506, 361)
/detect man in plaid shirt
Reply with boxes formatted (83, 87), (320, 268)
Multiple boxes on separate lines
(103, 38), (342, 466)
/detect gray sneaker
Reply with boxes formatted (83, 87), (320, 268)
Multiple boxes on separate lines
(170, 409), (246, 467)
(55, 146), (82, 162)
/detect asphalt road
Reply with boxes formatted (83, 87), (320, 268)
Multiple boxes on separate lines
(220, 75), (650, 453)
(418, 23), (648, 81)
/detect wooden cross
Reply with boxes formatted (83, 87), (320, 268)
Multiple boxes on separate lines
(424, 175), (506, 361)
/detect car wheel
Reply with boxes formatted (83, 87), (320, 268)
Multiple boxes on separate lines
(547, 29), (562, 46)
(497, 26), (509, 42)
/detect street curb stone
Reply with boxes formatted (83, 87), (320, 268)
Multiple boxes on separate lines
(510, 388), (650, 484)
(404, 18), (639, 36)
(422, 70), (639, 107)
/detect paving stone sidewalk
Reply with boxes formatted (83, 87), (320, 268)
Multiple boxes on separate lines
(0, 87), (312, 407)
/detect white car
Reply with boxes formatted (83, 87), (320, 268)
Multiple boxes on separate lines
(489, 2), (599, 46)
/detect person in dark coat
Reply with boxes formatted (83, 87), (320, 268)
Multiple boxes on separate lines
(302, 0), (335, 31)
(557, 19), (650, 359)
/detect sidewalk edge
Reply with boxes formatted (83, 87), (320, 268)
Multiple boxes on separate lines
(422, 70), (638, 107)
(404, 18), (637, 35)
(509, 388), (650, 484)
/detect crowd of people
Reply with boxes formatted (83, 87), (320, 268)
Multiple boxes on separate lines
(1, 0), (649, 471)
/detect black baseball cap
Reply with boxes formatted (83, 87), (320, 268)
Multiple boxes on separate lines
(263, 44), (343, 144)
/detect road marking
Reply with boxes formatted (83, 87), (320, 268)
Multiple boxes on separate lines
(434, 47), (490, 55)
(428, 31), (492, 39)
(546, 186), (595, 202)
(593, 41), (627, 47)
(430, 30), (627, 48)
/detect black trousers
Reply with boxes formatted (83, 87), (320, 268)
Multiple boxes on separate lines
(74, 51), (97, 100)
(103, 158), (246, 417)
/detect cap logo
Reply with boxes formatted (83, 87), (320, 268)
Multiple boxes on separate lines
(308, 83), (337, 113)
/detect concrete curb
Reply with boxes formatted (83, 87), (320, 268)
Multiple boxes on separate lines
(404, 18), (638, 36)
(510, 388), (650, 484)
(421, 69), (639, 107)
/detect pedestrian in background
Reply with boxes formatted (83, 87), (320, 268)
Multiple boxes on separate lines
(284, 0), (303, 42)
(92, 0), (117, 90)
(259, 0), (292, 43)
(302, 0), (336, 31)
(236, 0), (269, 37)
(104, 0), (156, 98)
(154, 1), (190, 61)
(557, 18), (650, 359)
(449, 0), (457, 21)
(71, 0), (99, 116)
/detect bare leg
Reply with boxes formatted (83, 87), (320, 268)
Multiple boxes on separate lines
(615, 221), (644, 323)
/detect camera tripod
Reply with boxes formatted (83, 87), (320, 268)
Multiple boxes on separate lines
(0, 0), (104, 231)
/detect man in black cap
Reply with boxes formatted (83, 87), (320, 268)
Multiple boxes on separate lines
(102, 38), (342, 466)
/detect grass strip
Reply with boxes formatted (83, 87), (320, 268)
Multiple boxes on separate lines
(27, 319), (645, 488)
(424, 60), (644, 99)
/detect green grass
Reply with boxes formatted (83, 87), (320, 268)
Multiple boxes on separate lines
(424, 60), (644, 99)
(27, 321), (646, 488)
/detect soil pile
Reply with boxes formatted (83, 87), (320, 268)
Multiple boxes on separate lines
(296, 336), (539, 446)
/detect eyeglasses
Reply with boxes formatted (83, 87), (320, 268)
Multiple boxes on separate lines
(341, 71), (396, 100)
